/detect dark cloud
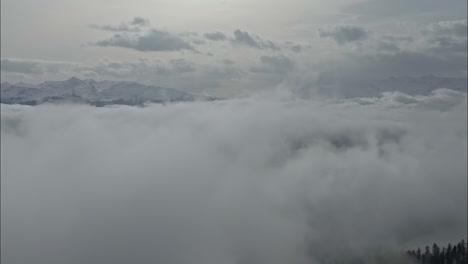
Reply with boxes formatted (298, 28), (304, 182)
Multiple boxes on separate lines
(90, 18), (197, 52)
(93, 29), (194, 52)
(420, 20), (468, 55)
(231, 29), (280, 50)
(232, 29), (260, 47)
(130, 17), (150, 27)
(90, 19), (301, 53)
(89, 17), (151, 33)
(317, 24), (369, 45)
(203, 30), (301, 52)
(204, 32), (227, 41)
(284, 41), (302, 53)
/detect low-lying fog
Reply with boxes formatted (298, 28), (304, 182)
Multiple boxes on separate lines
(1, 89), (467, 264)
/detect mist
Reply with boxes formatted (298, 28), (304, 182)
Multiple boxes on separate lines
(1, 90), (467, 264)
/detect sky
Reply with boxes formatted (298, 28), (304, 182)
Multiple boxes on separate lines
(1, 1), (467, 263)
(1, 0), (467, 97)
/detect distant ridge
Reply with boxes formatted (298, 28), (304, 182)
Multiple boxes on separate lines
(315, 75), (467, 98)
(0, 77), (216, 106)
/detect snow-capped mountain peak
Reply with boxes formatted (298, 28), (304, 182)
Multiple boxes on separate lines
(1, 77), (211, 106)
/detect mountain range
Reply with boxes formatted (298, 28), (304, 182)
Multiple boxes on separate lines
(315, 74), (467, 98)
(0, 77), (214, 106)
(1, 75), (467, 106)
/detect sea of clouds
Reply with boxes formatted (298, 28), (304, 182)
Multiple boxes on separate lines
(1, 89), (467, 264)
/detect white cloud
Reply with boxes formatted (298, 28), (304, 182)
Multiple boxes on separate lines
(349, 88), (467, 111)
(424, 20), (468, 36)
(1, 92), (466, 264)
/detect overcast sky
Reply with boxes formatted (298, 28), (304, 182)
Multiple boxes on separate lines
(1, 2), (467, 263)
(1, 0), (467, 96)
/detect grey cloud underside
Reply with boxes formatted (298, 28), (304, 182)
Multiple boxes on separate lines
(89, 17), (150, 32)
(1, 93), (466, 264)
(89, 18), (302, 53)
(317, 24), (369, 44)
(422, 20), (468, 54)
(284, 41), (302, 52)
(424, 20), (468, 36)
(130, 17), (150, 27)
(204, 32), (227, 41)
(203, 29), (301, 52)
(93, 29), (194, 52)
(232, 29), (280, 50)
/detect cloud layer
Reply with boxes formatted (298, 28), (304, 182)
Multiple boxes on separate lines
(94, 29), (194, 52)
(317, 24), (369, 44)
(88, 17), (302, 54)
(0, 58), (79, 75)
(1, 91), (466, 264)
(1, 18), (466, 98)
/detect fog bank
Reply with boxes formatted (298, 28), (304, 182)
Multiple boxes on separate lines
(1, 90), (467, 264)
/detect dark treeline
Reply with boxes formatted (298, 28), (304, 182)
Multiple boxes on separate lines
(406, 239), (467, 264)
